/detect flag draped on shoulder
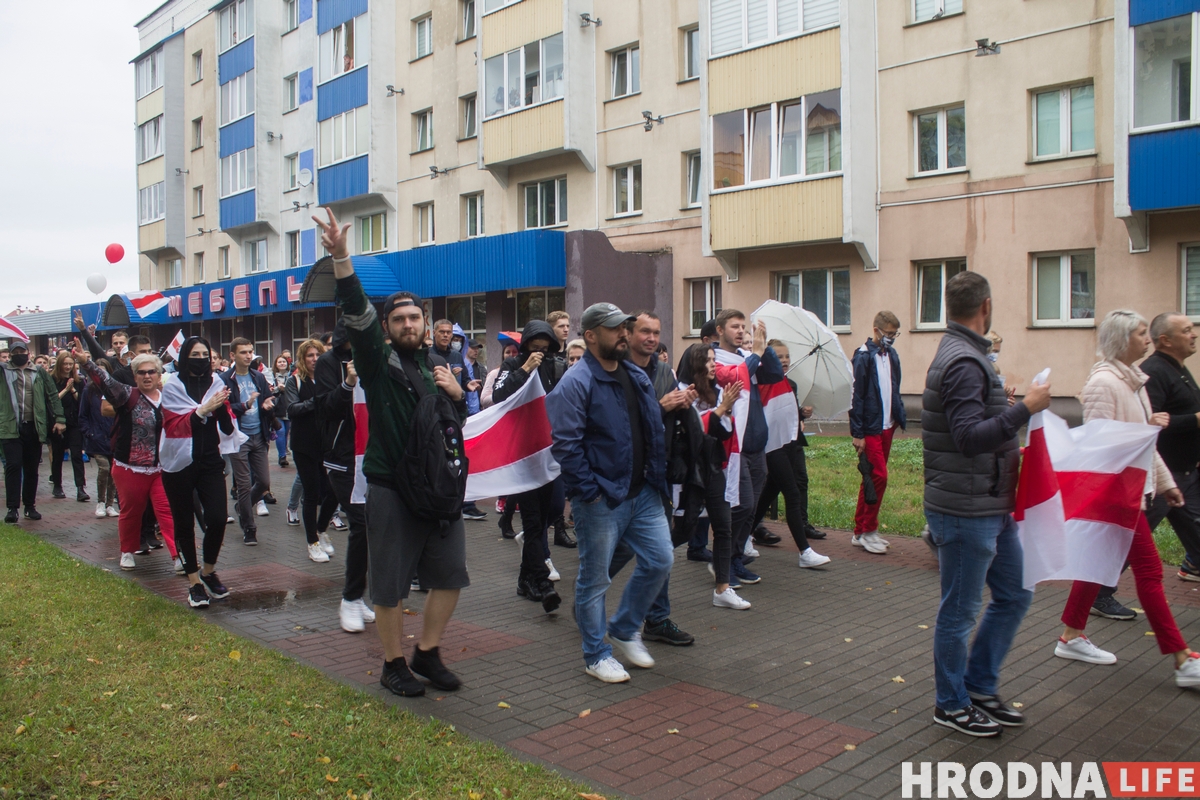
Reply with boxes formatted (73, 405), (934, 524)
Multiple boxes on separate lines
(351, 382), (369, 504)
(760, 379), (799, 453)
(713, 348), (751, 507)
(159, 374), (247, 472)
(462, 373), (559, 502)
(1015, 409), (1160, 590)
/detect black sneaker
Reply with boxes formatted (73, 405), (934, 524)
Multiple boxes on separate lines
(262, 492), (277, 505)
(199, 571), (230, 599)
(1090, 595), (1137, 621)
(805, 523), (826, 540)
(538, 580), (561, 613)
(135, 541), (153, 555)
(278, 458), (289, 468)
(411, 646), (462, 691)
(933, 705), (1001, 738)
(968, 693), (1025, 727)
(752, 526), (782, 546)
(461, 506), (487, 521)
(499, 524), (517, 540)
(1179, 559), (1200, 583)
(380, 657), (426, 697)
(23, 507), (41, 521)
(516, 576), (544, 602)
(187, 583), (211, 608)
(643, 618), (695, 646)
(4, 508), (18, 524)
(243, 530), (258, 546)
(686, 547), (713, 563)
(148, 537), (164, 551)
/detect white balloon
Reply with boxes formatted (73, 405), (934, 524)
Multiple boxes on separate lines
(86, 274), (107, 295)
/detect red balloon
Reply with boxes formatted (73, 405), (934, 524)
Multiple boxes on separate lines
(105, 243), (124, 264)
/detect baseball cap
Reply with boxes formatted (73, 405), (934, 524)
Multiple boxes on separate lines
(382, 291), (423, 319)
(700, 319), (717, 340)
(467, 337), (483, 349)
(581, 303), (635, 331)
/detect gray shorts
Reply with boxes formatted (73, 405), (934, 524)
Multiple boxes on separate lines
(365, 482), (470, 607)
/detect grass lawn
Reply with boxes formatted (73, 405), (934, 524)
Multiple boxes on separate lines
(0, 524), (587, 800)
(800, 434), (1186, 565)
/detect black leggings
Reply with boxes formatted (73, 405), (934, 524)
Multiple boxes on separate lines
(50, 425), (86, 490)
(293, 451), (338, 545)
(754, 442), (810, 551)
(513, 483), (553, 583)
(677, 471), (734, 586)
(162, 459), (228, 574)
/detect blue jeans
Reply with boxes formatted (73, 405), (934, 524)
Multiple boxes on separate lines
(930, 511), (1033, 711)
(610, 545), (672, 625)
(275, 419), (291, 461)
(573, 485), (673, 665)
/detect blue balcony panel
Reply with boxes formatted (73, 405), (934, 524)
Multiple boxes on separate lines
(299, 149), (314, 176)
(301, 229), (317, 265)
(220, 189), (257, 230)
(318, 156), (369, 204)
(317, 0), (368, 34)
(317, 67), (368, 121)
(299, 0), (314, 24)
(1130, 126), (1200, 211)
(1131, 0), (1200, 26)
(299, 68), (314, 104)
(218, 37), (255, 85)
(219, 115), (255, 158)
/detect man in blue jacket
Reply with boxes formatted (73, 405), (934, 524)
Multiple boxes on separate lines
(547, 303), (674, 685)
(848, 311), (907, 555)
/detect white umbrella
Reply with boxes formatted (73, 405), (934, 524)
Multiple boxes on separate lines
(751, 300), (854, 417)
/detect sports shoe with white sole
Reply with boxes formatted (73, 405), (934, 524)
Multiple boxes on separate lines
(120, 552), (136, 570)
(286, 508), (300, 526)
(851, 534), (864, 548)
(256, 500), (270, 517)
(933, 705), (1001, 738)
(307, 542), (330, 563)
(860, 532), (888, 554)
(95, 502), (108, 518)
(514, 529), (525, 546)
(174, 555), (186, 575)
(585, 656), (631, 683)
(1176, 652), (1200, 688)
(355, 598), (376, 623)
(106, 505), (120, 517)
(798, 548), (831, 568)
(609, 631), (655, 668)
(713, 587), (752, 610)
(330, 515), (348, 531)
(340, 598), (365, 633)
(1054, 635), (1116, 665)
(318, 532), (335, 555)
(545, 558), (560, 581)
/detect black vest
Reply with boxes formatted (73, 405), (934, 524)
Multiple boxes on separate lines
(921, 325), (1020, 517)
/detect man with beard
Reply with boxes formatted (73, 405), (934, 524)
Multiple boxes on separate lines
(314, 208), (468, 698)
(1, 342), (65, 521)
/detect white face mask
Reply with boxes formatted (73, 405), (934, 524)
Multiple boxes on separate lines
(450, 340), (462, 352)
(986, 352), (999, 363)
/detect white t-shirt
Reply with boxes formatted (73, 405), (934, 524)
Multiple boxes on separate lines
(875, 350), (893, 431)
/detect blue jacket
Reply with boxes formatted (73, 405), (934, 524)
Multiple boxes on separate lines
(547, 350), (668, 507)
(78, 382), (113, 457)
(712, 345), (784, 454)
(849, 338), (906, 438)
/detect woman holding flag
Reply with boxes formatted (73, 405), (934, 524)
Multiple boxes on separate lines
(1052, 310), (1200, 687)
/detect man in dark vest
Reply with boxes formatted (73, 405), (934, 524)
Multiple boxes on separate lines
(923, 271), (1051, 738)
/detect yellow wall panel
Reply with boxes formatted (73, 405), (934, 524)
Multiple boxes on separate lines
(138, 157), (165, 189)
(710, 177), (842, 251)
(139, 220), (166, 254)
(482, 100), (565, 165)
(708, 28), (840, 115)
(481, 0), (562, 58)
(136, 89), (164, 125)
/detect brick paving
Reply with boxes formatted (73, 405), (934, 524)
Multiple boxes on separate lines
(19, 460), (1200, 799)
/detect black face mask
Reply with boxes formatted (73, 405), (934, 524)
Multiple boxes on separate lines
(10, 354), (28, 368)
(187, 357), (211, 377)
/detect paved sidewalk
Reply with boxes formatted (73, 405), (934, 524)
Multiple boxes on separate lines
(20, 462), (1200, 799)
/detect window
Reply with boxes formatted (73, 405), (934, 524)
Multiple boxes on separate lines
(416, 204), (435, 245)
(284, 74), (298, 111)
(220, 71), (255, 125)
(523, 178), (568, 228)
(1133, 14), (1196, 129)
(138, 182), (165, 225)
(254, 315), (273, 363)
(292, 310), (316, 350)
(136, 50), (162, 98)
(218, 246), (231, 278)
(219, 0), (254, 53)
(462, 95), (477, 138)
(915, 260), (966, 328)
(465, 193), (484, 237)
(913, 0), (962, 24)
(611, 45), (640, 98)
(246, 239), (268, 274)
(684, 28), (700, 79)
(220, 320), (236, 357)
(777, 268), (851, 328)
(711, 90), (841, 190)
(284, 153), (298, 190)
(414, 109), (434, 152)
(285, 231), (300, 267)
(447, 294), (487, 341)
(483, 0), (519, 12)
(709, 0), (838, 56)
(192, 51), (203, 82)
(284, 0), (298, 32)
(516, 289), (565, 328)
(193, 252), (205, 284)
(1033, 83), (1095, 158)
(360, 212), (387, 253)
(1034, 252), (1095, 325)
(689, 277), (723, 333)
(220, 148), (255, 196)
(137, 116), (163, 163)
(1185, 245), (1200, 318)
(416, 16), (432, 59)
(915, 105), (965, 174)
(613, 163), (642, 216)
(686, 152), (703, 207)
(318, 106), (369, 166)
(462, 0), (476, 39)
(165, 258), (183, 288)
(192, 117), (204, 149)
(193, 185), (204, 217)
(319, 15), (369, 82)
(483, 33), (564, 117)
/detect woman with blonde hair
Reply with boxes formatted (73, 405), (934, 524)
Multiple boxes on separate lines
(286, 338), (339, 562)
(50, 350), (89, 502)
(1052, 309), (1200, 688)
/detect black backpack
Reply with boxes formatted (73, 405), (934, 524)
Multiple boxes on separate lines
(395, 380), (469, 523)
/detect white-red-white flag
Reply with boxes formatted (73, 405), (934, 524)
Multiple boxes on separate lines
(462, 374), (559, 502)
(351, 382), (369, 504)
(165, 329), (186, 361)
(159, 374), (247, 472)
(714, 348), (751, 507)
(1015, 409), (1160, 590)
(760, 379), (799, 453)
(0, 317), (30, 342)
(127, 290), (170, 319)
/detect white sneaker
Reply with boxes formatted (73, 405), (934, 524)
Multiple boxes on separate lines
(713, 587), (752, 610)
(1176, 653), (1200, 688)
(545, 558), (560, 581)
(286, 508), (300, 526)
(226, 515), (235, 524)
(256, 500), (270, 517)
(318, 532), (335, 555)
(860, 532), (888, 554)
(355, 598), (376, 623)
(330, 514), (347, 531)
(798, 548), (832, 568)
(339, 598), (365, 633)
(585, 656), (631, 683)
(307, 542), (330, 563)
(515, 530), (525, 546)
(106, 505), (120, 517)
(851, 534), (864, 547)
(95, 502), (108, 518)
(1054, 635), (1117, 665)
(608, 631), (654, 669)
(744, 539), (760, 559)
(120, 552), (136, 570)
(173, 555), (186, 575)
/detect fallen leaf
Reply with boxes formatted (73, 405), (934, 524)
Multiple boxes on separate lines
(14, 725), (26, 735)
(497, 702), (511, 709)
(885, 581), (892, 585)
(228, 764), (240, 772)
(1011, 702), (1024, 708)
(469, 792), (483, 800)
(891, 676), (905, 683)
(228, 651), (241, 661)
(218, 782), (228, 789)
(187, 715), (199, 722)
(1131, 607), (1144, 613)
(317, 757), (331, 764)
(161, 704), (173, 710)
(326, 774), (339, 783)
(1146, 631), (1156, 636)
(890, 709), (898, 714)
(366, 671), (373, 676)
(578, 794), (607, 800)
(63, 725), (77, 734)
(88, 780), (104, 787)
(917, 625), (929, 630)
(461, 647), (468, 652)
(865, 587), (872, 591)
(86, 658), (102, 664)
(844, 638), (853, 643)
(844, 744), (856, 751)
(102, 690), (118, 697)
(393, 755), (402, 762)
(747, 703), (759, 709)
(667, 728), (679, 735)
(804, 661), (812, 666)
(402, 609), (417, 616)
(406, 634), (414, 639)
(578, 709), (591, 718)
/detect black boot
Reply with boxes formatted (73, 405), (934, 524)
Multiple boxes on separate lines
(410, 646), (462, 691)
(51, 483), (66, 499)
(752, 525), (782, 546)
(516, 574), (544, 602)
(77, 487), (90, 502)
(553, 517), (576, 548)
(538, 579), (561, 613)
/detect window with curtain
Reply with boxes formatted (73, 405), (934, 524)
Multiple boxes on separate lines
(613, 164), (642, 216)
(915, 260), (967, 328)
(523, 178), (568, 228)
(220, 71), (255, 125)
(709, 0), (839, 56)
(359, 212), (387, 253)
(219, 0), (254, 53)
(913, 0), (962, 23)
(1133, 14), (1195, 129)
(1033, 252), (1096, 325)
(136, 50), (162, 98)
(138, 116), (163, 163)
(319, 14), (369, 82)
(318, 106), (369, 167)
(1185, 246), (1200, 318)
(484, 34), (564, 118)
(712, 90), (841, 190)
(915, 105), (965, 173)
(777, 268), (850, 328)
(1033, 83), (1095, 158)
(689, 278), (723, 333)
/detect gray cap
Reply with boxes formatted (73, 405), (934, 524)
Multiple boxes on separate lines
(581, 302), (635, 331)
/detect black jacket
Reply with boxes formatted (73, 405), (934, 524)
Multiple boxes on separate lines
(493, 320), (566, 403)
(315, 348), (356, 470)
(222, 367), (277, 434)
(1143, 350), (1200, 474)
(284, 373), (324, 457)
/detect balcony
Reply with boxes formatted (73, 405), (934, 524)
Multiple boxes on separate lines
(1130, 125), (1200, 212)
(709, 177), (843, 252)
(318, 155), (369, 204)
(707, 27), (840, 117)
(482, 100), (566, 167)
